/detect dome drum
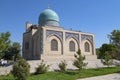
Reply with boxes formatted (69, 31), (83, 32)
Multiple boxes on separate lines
(39, 20), (59, 26)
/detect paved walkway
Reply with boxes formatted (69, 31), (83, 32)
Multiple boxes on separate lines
(78, 73), (120, 80)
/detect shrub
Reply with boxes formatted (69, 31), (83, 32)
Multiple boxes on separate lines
(73, 49), (87, 71)
(11, 58), (30, 80)
(58, 60), (67, 72)
(101, 51), (113, 67)
(35, 60), (50, 74)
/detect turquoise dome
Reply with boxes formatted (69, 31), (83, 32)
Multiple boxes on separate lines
(38, 9), (59, 26)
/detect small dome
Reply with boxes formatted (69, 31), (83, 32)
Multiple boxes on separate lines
(38, 9), (60, 26)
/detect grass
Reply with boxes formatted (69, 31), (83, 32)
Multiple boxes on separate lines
(0, 66), (120, 80)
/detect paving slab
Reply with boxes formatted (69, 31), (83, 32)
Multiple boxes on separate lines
(78, 73), (120, 80)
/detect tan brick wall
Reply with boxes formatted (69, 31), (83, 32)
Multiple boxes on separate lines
(23, 25), (97, 60)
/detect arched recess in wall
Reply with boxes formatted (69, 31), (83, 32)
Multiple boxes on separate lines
(33, 35), (39, 58)
(47, 34), (63, 55)
(51, 39), (58, 51)
(69, 41), (75, 51)
(36, 36), (40, 56)
(66, 37), (79, 54)
(84, 42), (90, 52)
(82, 39), (94, 55)
(33, 39), (35, 57)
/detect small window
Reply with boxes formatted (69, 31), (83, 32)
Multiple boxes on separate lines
(25, 42), (29, 50)
(69, 41), (75, 51)
(84, 42), (90, 52)
(51, 39), (58, 51)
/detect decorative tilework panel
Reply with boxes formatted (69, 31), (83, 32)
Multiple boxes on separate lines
(81, 34), (93, 43)
(65, 32), (79, 41)
(46, 30), (63, 40)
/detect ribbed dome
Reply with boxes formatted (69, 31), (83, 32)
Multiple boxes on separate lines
(38, 9), (60, 26)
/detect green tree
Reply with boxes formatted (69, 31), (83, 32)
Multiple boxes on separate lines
(108, 30), (120, 60)
(0, 32), (11, 59)
(3, 46), (13, 60)
(73, 49), (87, 71)
(11, 42), (21, 61)
(35, 60), (50, 74)
(99, 44), (118, 59)
(108, 30), (120, 49)
(4, 42), (21, 61)
(58, 60), (67, 72)
(101, 51), (113, 67)
(96, 48), (101, 59)
(11, 58), (30, 80)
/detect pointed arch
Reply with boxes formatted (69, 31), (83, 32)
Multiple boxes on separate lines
(51, 39), (58, 51)
(69, 41), (75, 51)
(65, 37), (79, 54)
(47, 34), (62, 43)
(84, 42), (90, 52)
(46, 34), (62, 55)
(81, 38), (94, 55)
(67, 36), (79, 49)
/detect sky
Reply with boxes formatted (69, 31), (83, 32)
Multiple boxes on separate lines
(0, 0), (120, 48)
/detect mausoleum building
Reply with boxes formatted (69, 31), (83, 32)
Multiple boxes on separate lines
(22, 8), (97, 61)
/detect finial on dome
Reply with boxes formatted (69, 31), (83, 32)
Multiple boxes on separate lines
(48, 4), (50, 9)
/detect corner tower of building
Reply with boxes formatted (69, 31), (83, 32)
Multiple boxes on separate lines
(38, 8), (60, 27)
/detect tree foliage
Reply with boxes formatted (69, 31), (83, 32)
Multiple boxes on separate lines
(4, 42), (21, 61)
(108, 30), (120, 49)
(73, 49), (87, 71)
(11, 42), (21, 61)
(98, 44), (118, 59)
(0, 32), (21, 60)
(108, 30), (120, 60)
(101, 51), (113, 67)
(0, 32), (11, 59)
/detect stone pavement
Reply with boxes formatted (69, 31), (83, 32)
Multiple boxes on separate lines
(0, 65), (12, 75)
(78, 73), (120, 80)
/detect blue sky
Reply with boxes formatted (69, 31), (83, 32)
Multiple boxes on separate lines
(0, 0), (120, 48)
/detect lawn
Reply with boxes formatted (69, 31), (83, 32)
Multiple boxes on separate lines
(0, 66), (120, 80)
